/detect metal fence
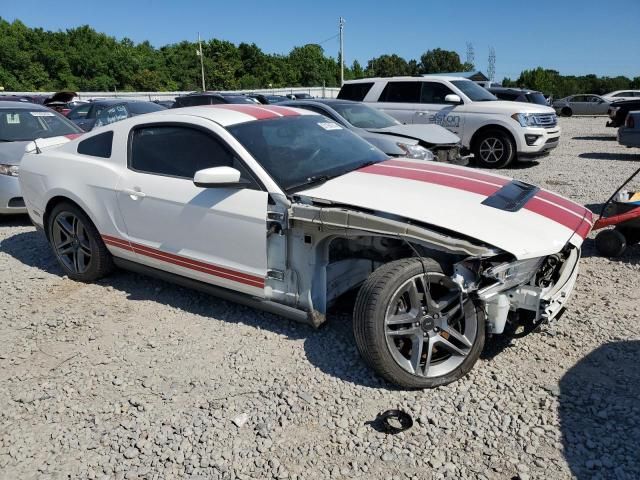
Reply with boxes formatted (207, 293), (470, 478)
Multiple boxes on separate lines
(1, 87), (341, 102)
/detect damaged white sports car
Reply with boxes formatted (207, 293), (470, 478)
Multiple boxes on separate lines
(19, 104), (593, 388)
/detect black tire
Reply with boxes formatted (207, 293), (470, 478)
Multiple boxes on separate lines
(47, 202), (114, 281)
(353, 258), (485, 389)
(561, 107), (573, 117)
(595, 229), (627, 257)
(472, 129), (515, 168)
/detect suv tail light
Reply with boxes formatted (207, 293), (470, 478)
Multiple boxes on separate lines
(625, 114), (635, 128)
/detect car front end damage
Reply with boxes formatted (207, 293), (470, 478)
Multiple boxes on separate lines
(455, 244), (581, 334)
(265, 197), (586, 335)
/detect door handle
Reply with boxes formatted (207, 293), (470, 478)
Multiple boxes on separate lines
(121, 188), (146, 199)
(416, 111), (427, 116)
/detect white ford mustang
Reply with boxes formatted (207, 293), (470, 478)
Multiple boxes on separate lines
(19, 104), (593, 388)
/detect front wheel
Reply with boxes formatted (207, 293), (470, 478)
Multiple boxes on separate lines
(595, 229), (626, 257)
(561, 107), (573, 117)
(473, 130), (515, 168)
(353, 258), (485, 389)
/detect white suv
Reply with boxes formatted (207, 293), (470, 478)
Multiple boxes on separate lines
(338, 76), (561, 168)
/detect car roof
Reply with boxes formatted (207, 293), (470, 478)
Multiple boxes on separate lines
(488, 86), (541, 94)
(125, 104), (319, 127)
(283, 99), (357, 108)
(343, 75), (468, 83)
(0, 101), (50, 110)
(90, 98), (153, 106)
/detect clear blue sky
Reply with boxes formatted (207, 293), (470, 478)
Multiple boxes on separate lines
(3, 0), (639, 80)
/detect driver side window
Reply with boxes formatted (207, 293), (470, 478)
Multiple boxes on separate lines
(129, 125), (258, 188)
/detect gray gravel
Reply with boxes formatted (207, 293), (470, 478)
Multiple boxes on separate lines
(1, 116), (639, 480)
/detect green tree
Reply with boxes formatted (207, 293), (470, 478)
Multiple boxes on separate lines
(365, 54), (410, 77)
(418, 48), (468, 74)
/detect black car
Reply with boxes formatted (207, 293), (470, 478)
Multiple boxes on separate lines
(172, 92), (258, 108)
(487, 87), (548, 106)
(245, 93), (289, 104)
(66, 99), (166, 131)
(152, 99), (175, 109)
(284, 93), (314, 100)
(607, 99), (640, 128)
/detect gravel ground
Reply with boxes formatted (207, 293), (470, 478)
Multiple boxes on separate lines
(1, 116), (639, 480)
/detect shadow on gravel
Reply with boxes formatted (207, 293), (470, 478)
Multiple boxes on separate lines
(560, 341), (640, 479)
(0, 214), (32, 228)
(510, 159), (541, 170)
(579, 152), (640, 161)
(572, 135), (617, 141)
(0, 230), (388, 389)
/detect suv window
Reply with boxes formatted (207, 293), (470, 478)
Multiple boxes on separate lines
(379, 81), (421, 103)
(77, 131), (113, 158)
(129, 125), (256, 186)
(67, 104), (91, 120)
(337, 82), (374, 101)
(420, 82), (455, 104)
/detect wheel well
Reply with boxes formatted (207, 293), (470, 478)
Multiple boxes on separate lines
(470, 124), (517, 151)
(42, 196), (83, 240)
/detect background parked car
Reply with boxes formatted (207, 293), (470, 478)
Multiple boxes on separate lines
(284, 93), (314, 100)
(552, 94), (612, 116)
(487, 86), (548, 106)
(617, 111), (640, 148)
(152, 99), (175, 109)
(0, 101), (83, 215)
(172, 92), (258, 108)
(245, 93), (289, 104)
(607, 98), (640, 128)
(281, 99), (468, 164)
(67, 99), (166, 131)
(602, 90), (640, 101)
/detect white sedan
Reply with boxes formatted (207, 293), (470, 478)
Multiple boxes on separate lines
(19, 104), (593, 388)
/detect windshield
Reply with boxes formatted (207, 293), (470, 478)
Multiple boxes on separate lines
(227, 115), (388, 192)
(331, 103), (400, 129)
(0, 108), (80, 141)
(526, 93), (548, 106)
(451, 80), (497, 102)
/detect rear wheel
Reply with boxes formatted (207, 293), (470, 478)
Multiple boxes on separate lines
(473, 130), (515, 168)
(561, 107), (573, 117)
(353, 258), (485, 389)
(47, 202), (114, 281)
(595, 229), (627, 257)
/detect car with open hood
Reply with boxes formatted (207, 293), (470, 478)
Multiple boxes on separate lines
(0, 101), (83, 215)
(280, 99), (469, 165)
(18, 104), (592, 388)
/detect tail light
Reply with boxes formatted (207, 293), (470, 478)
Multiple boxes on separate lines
(625, 114), (635, 128)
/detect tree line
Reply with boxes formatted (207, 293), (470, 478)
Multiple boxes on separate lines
(1, 18), (637, 96)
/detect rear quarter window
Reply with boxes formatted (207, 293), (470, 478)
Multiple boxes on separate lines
(77, 131), (113, 158)
(337, 82), (374, 101)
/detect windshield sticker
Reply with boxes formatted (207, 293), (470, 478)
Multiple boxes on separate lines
(318, 122), (342, 131)
(30, 111), (56, 117)
(5, 114), (21, 124)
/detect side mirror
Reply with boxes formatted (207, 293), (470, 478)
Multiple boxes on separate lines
(193, 166), (243, 188)
(445, 94), (462, 105)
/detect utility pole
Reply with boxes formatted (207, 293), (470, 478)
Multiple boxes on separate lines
(339, 17), (345, 86)
(488, 46), (496, 83)
(197, 32), (206, 91)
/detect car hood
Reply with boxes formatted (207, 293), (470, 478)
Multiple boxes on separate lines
(462, 100), (556, 115)
(296, 159), (592, 259)
(0, 141), (31, 165)
(367, 124), (460, 145)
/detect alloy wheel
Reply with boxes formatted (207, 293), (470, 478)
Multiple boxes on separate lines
(478, 137), (505, 164)
(383, 273), (477, 378)
(51, 211), (93, 274)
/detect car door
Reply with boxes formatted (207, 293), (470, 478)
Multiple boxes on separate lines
(115, 121), (268, 297)
(375, 81), (421, 124)
(569, 96), (588, 115)
(413, 81), (464, 136)
(589, 96), (608, 114)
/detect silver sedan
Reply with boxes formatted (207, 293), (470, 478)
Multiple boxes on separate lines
(552, 94), (612, 116)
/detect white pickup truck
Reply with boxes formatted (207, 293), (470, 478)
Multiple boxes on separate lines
(338, 76), (561, 168)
